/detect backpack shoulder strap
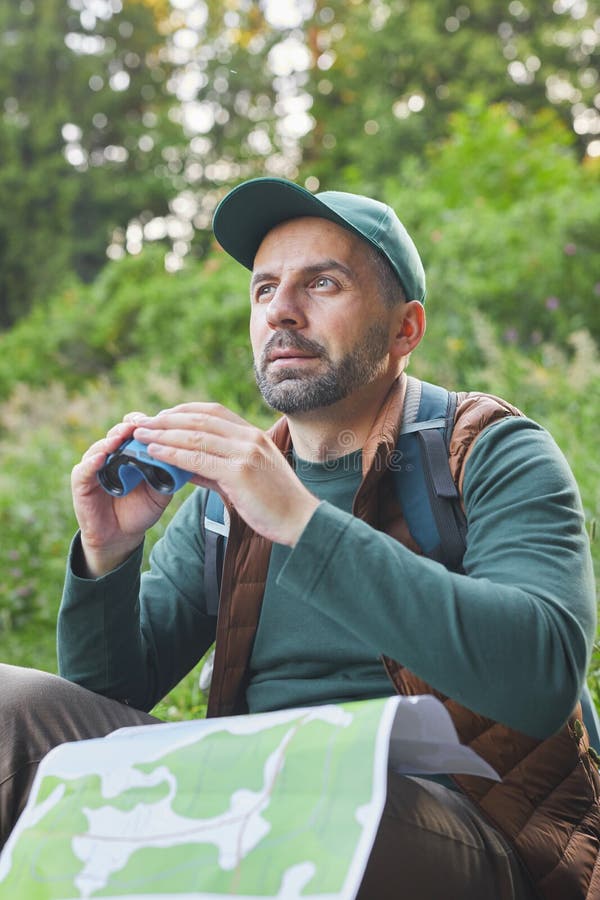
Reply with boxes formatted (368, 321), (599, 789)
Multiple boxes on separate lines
(394, 376), (467, 571)
(202, 489), (229, 617)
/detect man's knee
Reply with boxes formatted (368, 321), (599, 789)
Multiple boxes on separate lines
(1, 663), (63, 707)
(0, 665), (86, 745)
(0, 665), (74, 847)
(357, 774), (535, 900)
(0, 663), (156, 749)
(0, 664), (158, 848)
(0, 664), (61, 733)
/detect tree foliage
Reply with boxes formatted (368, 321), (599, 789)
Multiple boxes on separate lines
(121, 0), (313, 266)
(300, 0), (600, 190)
(2, 1), (600, 326)
(0, 0), (178, 326)
(379, 101), (600, 347)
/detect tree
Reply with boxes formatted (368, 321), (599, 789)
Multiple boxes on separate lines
(299, 0), (600, 191)
(0, 0), (178, 327)
(124, 0), (315, 270)
(0, 0), (332, 320)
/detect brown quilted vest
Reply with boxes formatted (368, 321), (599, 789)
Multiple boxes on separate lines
(206, 374), (600, 899)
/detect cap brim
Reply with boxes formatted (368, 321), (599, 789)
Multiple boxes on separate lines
(212, 177), (353, 270)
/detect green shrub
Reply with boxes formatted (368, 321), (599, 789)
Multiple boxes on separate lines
(383, 103), (600, 348)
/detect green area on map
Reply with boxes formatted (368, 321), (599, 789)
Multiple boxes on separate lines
(0, 699), (388, 899)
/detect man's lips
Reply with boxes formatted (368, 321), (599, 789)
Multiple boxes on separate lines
(267, 349), (319, 364)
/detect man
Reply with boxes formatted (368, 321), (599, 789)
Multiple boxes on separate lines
(1, 177), (598, 899)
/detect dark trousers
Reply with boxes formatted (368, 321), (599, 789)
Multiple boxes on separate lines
(0, 664), (536, 899)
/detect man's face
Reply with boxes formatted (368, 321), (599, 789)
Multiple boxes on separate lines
(249, 217), (395, 415)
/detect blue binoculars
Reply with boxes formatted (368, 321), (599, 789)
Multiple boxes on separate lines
(97, 439), (192, 497)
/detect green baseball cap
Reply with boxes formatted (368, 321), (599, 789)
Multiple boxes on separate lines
(212, 176), (426, 303)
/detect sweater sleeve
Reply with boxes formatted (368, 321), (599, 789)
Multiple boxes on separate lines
(277, 417), (596, 738)
(57, 487), (216, 711)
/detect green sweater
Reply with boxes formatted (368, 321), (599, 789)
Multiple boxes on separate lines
(58, 417), (596, 740)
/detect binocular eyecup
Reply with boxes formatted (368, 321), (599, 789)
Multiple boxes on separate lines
(97, 439), (192, 497)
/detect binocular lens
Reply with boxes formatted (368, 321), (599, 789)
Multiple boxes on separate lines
(97, 456), (131, 496)
(138, 461), (175, 493)
(97, 454), (176, 496)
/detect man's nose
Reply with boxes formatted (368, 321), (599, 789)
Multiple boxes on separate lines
(265, 281), (307, 330)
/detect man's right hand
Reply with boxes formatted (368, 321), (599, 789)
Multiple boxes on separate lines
(72, 416), (173, 578)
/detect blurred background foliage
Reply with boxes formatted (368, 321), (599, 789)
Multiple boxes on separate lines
(0, 0), (598, 719)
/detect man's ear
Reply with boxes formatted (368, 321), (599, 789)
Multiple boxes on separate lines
(391, 301), (426, 358)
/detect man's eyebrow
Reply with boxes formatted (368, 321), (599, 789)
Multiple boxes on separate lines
(304, 260), (355, 281)
(251, 259), (355, 290)
(250, 270), (276, 291)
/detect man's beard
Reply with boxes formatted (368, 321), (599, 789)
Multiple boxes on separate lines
(254, 323), (390, 414)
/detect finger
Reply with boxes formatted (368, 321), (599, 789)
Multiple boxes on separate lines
(80, 437), (117, 464)
(72, 451), (108, 490)
(122, 411), (150, 425)
(132, 425), (246, 466)
(133, 413), (253, 446)
(143, 432), (281, 489)
(140, 402), (247, 428)
(80, 426), (130, 464)
(138, 437), (233, 485)
(135, 432), (222, 472)
(80, 438), (108, 461)
(106, 420), (136, 440)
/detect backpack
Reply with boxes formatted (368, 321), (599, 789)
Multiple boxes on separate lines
(202, 376), (467, 617)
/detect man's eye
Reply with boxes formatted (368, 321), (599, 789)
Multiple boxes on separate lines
(256, 284), (275, 300)
(313, 276), (334, 288)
